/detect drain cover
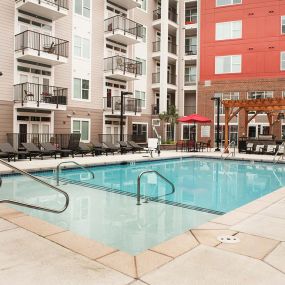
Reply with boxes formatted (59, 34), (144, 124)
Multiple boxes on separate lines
(217, 235), (240, 244)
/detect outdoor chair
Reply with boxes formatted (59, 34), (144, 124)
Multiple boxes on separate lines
(24, 90), (34, 101)
(199, 140), (211, 152)
(0, 151), (13, 162)
(264, 145), (277, 155)
(118, 141), (133, 154)
(90, 142), (109, 156)
(276, 144), (285, 155)
(253, 144), (265, 154)
(246, 143), (254, 154)
(102, 141), (120, 155)
(144, 138), (158, 157)
(22, 142), (56, 161)
(176, 140), (184, 152)
(66, 134), (81, 157)
(78, 142), (93, 157)
(43, 41), (55, 54)
(186, 140), (196, 152)
(127, 141), (144, 152)
(0, 143), (28, 162)
(41, 142), (73, 158)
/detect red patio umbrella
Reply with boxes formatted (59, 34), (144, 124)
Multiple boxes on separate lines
(178, 114), (211, 146)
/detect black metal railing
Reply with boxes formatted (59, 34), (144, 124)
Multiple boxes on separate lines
(15, 0), (69, 10)
(103, 96), (142, 114)
(152, 41), (177, 54)
(152, 104), (160, 115)
(185, 45), (197, 55)
(153, 8), (177, 23)
(7, 133), (77, 150)
(105, 15), (143, 39)
(104, 56), (142, 76)
(15, 30), (69, 59)
(184, 106), (196, 116)
(152, 72), (176, 85)
(98, 134), (147, 144)
(14, 82), (67, 108)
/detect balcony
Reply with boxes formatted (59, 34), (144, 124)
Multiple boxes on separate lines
(108, 0), (139, 10)
(105, 15), (143, 45)
(104, 56), (142, 81)
(152, 72), (177, 91)
(152, 41), (177, 63)
(15, 30), (69, 65)
(152, 104), (160, 115)
(14, 82), (67, 111)
(103, 96), (142, 116)
(15, 0), (68, 21)
(152, 9), (178, 33)
(185, 45), (197, 63)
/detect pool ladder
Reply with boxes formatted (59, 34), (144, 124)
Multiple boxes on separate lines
(221, 141), (236, 160)
(137, 170), (175, 205)
(55, 161), (95, 186)
(0, 159), (69, 214)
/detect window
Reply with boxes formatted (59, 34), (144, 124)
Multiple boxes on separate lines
(132, 123), (147, 143)
(216, 21), (242, 40)
(137, 0), (147, 11)
(72, 119), (90, 142)
(141, 26), (147, 43)
(185, 8), (197, 23)
(135, 90), (146, 108)
(247, 91), (273, 99)
(214, 92), (239, 114)
(74, 0), (90, 18)
(215, 55), (241, 74)
(216, 0), (242, 7)
(185, 66), (196, 84)
(282, 16), (285, 34)
(73, 78), (90, 100)
(182, 125), (196, 140)
(74, 36), (90, 59)
(166, 124), (175, 141)
(136, 57), (146, 75)
(281, 52), (285, 70)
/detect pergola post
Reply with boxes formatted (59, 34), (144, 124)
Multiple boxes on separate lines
(224, 106), (230, 153)
(244, 110), (248, 137)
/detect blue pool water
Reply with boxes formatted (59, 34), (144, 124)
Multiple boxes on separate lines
(0, 158), (284, 254)
(40, 158), (285, 213)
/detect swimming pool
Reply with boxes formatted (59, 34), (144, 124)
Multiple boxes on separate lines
(0, 158), (284, 254)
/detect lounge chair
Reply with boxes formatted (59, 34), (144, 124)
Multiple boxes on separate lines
(66, 134), (81, 157)
(41, 142), (73, 158)
(264, 145), (277, 155)
(103, 142), (120, 155)
(276, 144), (285, 155)
(22, 142), (56, 160)
(246, 143), (254, 154)
(78, 142), (93, 157)
(118, 141), (133, 154)
(144, 138), (158, 157)
(253, 144), (265, 154)
(0, 143), (28, 162)
(127, 141), (144, 152)
(91, 142), (109, 156)
(0, 152), (13, 162)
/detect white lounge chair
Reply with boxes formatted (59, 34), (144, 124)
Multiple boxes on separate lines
(144, 138), (158, 157)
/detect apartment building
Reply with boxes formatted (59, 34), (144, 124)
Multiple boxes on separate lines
(0, 0), (199, 145)
(198, 0), (285, 145)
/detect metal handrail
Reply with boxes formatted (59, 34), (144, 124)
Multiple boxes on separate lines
(221, 141), (236, 160)
(56, 161), (95, 186)
(273, 142), (285, 164)
(137, 170), (175, 205)
(0, 159), (69, 213)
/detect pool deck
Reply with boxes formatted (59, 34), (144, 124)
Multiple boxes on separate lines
(0, 150), (285, 284)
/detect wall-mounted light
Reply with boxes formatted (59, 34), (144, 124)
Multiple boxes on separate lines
(0, 72), (3, 76)
(67, 114), (72, 118)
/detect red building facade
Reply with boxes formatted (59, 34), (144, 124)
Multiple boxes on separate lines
(198, 0), (285, 145)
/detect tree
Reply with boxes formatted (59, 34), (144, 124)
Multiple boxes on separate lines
(159, 105), (179, 142)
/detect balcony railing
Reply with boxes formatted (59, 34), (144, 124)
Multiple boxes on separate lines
(14, 82), (67, 108)
(105, 15), (143, 39)
(15, 0), (69, 10)
(103, 96), (142, 114)
(153, 41), (177, 55)
(152, 104), (160, 115)
(153, 9), (177, 23)
(184, 77), (197, 86)
(185, 45), (197, 55)
(15, 30), (69, 59)
(152, 72), (176, 85)
(104, 56), (142, 76)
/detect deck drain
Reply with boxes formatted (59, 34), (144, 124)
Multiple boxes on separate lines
(217, 235), (240, 244)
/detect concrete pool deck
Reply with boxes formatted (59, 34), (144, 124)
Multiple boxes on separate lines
(0, 150), (285, 284)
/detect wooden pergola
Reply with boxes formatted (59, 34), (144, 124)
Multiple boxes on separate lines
(222, 98), (285, 152)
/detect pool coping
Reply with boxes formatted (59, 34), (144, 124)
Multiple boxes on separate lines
(1, 152), (285, 279)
